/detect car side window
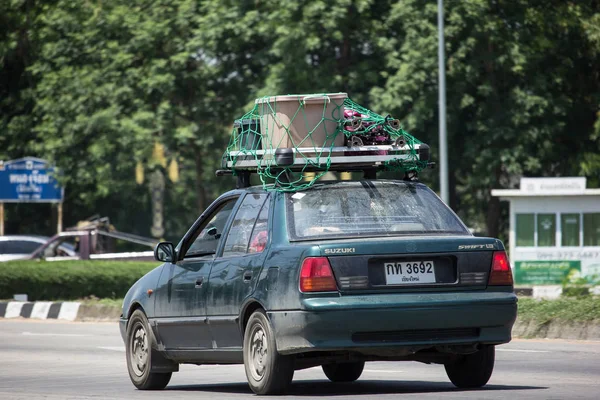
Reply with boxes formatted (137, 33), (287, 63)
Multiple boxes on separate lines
(222, 193), (268, 257)
(185, 199), (237, 258)
(8, 240), (41, 254)
(248, 197), (270, 254)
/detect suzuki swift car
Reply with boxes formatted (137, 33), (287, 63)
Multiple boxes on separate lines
(120, 180), (517, 395)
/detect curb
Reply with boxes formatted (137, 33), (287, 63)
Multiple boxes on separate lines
(0, 301), (81, 321)
(0, 302), (122, 321)
(513, 319), (600, 341)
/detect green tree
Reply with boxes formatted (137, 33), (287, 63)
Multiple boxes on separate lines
(2, 0), (599, 244)
(371, 0), (600, 237)
(259, 0), (391, 103)
(0, 0), (40, 157)
(580, 10), (600, 187)
(27, 0), (269, 238)
(0, 0), (63, 235)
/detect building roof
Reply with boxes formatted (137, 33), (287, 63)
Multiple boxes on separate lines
(492, 177), (600, 198)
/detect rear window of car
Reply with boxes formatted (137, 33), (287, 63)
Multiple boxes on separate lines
(286, 181), (470, 240)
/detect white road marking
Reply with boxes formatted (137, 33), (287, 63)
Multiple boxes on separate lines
(22, 332), (90, 337)
(364, 369), (404, 373)
(496, 348), (550, 353)
(57, 302), (80, 321)
(5, 302), (24, 318)
(98, 346), (125, 352)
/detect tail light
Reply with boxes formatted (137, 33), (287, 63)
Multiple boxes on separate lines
(299, 257), (338, 292)
(488, 251), (513, 286)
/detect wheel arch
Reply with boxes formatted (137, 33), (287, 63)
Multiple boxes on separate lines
(239, 298), (267, 336)
(127, 301), (146, 320)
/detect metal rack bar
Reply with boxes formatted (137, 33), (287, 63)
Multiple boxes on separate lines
(226, 154), (415, 170)
(227, 143), (422, 157)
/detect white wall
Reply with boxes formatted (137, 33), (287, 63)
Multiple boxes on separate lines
(506, 195), (600, 283)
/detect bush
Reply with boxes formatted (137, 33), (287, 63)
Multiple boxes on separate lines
(562, 276), (591, 298)
(562, 286), (591, 297)
(0, 260), (159, 301)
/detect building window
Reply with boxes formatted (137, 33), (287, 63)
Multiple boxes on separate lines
(537, 214), (556, 247)
(516, 214), (534, 246)
(561, 213), (580, 247)
(583, 213), (600, 247)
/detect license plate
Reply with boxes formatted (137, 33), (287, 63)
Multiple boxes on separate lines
(384, 261), (436, 285)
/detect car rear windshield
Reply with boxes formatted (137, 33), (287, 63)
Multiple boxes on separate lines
(286, 181), (470, 240)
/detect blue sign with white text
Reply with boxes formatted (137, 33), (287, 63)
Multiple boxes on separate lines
(0, 157), (64, 203)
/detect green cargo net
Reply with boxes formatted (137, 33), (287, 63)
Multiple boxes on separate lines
(224, 94), (427, 192)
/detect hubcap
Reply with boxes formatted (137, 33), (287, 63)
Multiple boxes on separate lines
(130, 323), (149, 377)
(248, 323), (268, 381)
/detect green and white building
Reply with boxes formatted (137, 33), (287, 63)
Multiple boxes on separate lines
(492, 177), (600, 286)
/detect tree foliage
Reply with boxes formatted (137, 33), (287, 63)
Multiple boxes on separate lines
(1, 0), (599, 242)
(371, 0), (600, 236)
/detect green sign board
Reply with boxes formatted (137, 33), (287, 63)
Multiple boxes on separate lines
(514, 261), (581, 285)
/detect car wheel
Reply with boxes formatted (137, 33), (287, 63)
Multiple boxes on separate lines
(126, 309), (172, 390)
(444, 345), (495, 388)
(243, 309), (294, 395)
(322, 361), (365, 382)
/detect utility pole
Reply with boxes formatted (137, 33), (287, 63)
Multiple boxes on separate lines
(438, 0), (449, 204)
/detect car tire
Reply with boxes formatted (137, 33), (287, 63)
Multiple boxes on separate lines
(243, 309), (294, 395)
(444, 345), (495, 388)
(126, 309), (172, 390)
(322, 361), (365, 382)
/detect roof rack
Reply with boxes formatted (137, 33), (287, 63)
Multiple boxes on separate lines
(219, 93), (433, 191)
(216, 143), (434, 189)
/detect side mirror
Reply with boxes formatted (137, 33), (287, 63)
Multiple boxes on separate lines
(154, 242), (176, 263)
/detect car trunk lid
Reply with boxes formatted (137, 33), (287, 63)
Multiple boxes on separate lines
(319, 236), (500, 292)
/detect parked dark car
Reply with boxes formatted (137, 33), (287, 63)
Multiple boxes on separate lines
(120, 180), (517, 395)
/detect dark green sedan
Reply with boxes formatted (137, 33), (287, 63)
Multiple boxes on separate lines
(120, 180), (517, 395)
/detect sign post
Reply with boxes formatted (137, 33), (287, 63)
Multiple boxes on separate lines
(57, 202), (63, 233)
(0, 203), (4, 236)
(0, 157), (65, 234)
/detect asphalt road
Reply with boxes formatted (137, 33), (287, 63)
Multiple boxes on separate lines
(0, 319), (599, 399)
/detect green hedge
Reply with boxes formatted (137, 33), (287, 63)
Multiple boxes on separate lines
(0, 260), (159, 301)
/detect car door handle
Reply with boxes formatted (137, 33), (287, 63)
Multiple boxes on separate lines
(243, 271), (253, 283)
(195, 277), (204, 288)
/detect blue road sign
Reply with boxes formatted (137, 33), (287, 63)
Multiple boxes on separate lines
(0, 157), (64, 203)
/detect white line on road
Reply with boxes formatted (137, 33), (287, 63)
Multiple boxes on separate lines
(364, 369), (404, 373)
(22, 332), (90, 337)
(496, 348), (550, 353)
(98, 346), (125, 352)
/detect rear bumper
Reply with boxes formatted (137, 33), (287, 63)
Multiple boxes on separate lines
(268, 291), (517, 355)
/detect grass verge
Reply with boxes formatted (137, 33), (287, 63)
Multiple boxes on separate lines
(518, 296), (600, 323)
(79, 297), (124, 308)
